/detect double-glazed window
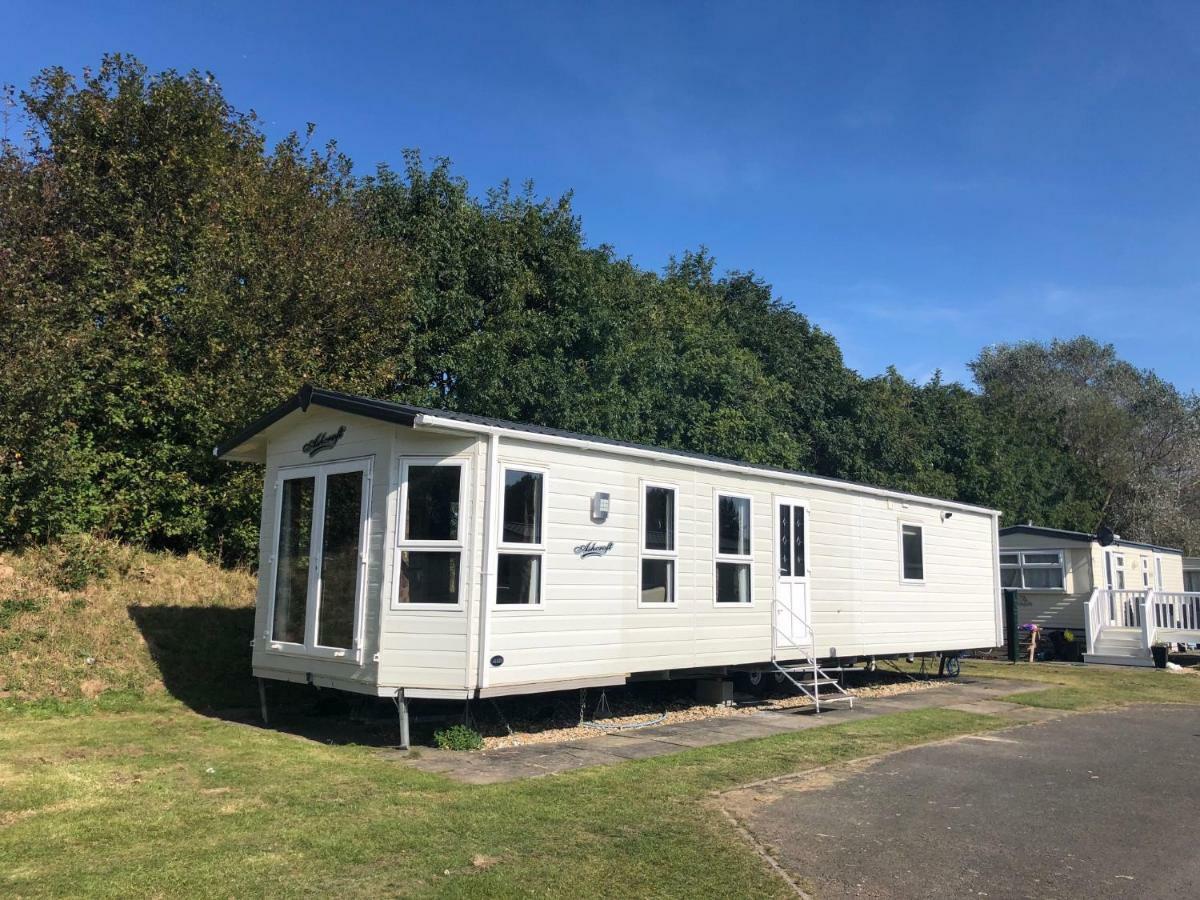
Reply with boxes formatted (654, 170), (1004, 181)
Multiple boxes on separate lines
(270, 459), (370, 656)
(641, 483), (677, 604)
(900, 524), (924, 582)
(397, 461), (464, 605)
(1000, 550), (1065, 590)
(1186, 569), (1200, 593)
(715, 494), (752, 603)
(497, 468), (545, 605)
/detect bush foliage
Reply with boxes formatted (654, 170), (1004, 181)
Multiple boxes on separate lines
(1, 55), (1197, 559)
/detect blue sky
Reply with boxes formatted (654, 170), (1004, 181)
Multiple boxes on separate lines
(5, 1), (1199, 391)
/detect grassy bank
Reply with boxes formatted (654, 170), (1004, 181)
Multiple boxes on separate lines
(0, 539), (256, 709)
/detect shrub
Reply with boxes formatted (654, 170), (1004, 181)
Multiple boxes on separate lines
(433, 724), (484, 751)
(51, 535), (113, 591)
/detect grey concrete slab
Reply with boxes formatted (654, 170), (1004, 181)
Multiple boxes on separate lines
(729, 705), (1200, 900)
(400, 677), (1045, 783)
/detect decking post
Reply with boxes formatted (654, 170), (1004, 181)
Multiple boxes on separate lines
(257, 677), (269, 726)
(396, 690), (410, 750)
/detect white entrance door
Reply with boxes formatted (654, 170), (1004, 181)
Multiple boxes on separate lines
(775, 498), (811, 652)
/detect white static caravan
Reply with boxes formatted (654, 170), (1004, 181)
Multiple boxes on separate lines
(216, 386), (1004, 731)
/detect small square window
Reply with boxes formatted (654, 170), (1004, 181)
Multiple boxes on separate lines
(716, 561), (751, 603)
(398, 551), (460, 604)
(641, 559), (674, 603)
(497, 554), (541, 605)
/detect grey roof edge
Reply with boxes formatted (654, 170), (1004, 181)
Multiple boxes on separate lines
(999, 524), (1183, 555)
(215, 384), (1001, 515)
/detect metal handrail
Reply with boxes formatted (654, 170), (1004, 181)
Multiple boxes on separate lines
(771, 592), (824, 712)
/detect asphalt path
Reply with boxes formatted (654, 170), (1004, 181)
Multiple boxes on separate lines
(733, 704), (1200, 899)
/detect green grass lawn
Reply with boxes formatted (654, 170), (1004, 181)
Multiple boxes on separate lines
(958, 658), (1200, 709)
(2, 662), (1197, 898)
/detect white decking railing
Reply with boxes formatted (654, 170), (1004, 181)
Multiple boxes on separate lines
(1091, 588), (1200, 655)
(1149, 591), (1200, 637)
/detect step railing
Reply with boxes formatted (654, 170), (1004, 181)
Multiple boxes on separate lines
(770, 594), (853, 712)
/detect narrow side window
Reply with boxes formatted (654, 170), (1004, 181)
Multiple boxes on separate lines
(641, 484), (677, 605)
(900, 524), (924, 582)
(497, 468), (545, 605)
(716, 494), (752, 603)
(397, 463), (463, 605)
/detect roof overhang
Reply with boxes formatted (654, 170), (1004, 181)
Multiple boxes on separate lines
(213, 384), (419, 463)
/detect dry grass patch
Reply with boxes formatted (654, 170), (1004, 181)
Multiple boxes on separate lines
(0, 539), (255, 708)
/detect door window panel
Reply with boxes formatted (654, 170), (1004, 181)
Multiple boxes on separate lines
(315, 471), (364, 648)
(273, 476), (315, 644)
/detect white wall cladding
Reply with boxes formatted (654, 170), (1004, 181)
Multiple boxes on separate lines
(479, 436), (998, 690)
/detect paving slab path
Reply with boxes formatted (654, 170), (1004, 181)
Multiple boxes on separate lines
(394, 676), (1053, 784)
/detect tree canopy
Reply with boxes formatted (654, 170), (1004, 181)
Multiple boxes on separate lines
(1, 56), (1196, 560)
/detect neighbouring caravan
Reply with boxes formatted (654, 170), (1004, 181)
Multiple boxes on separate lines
(999, 524), (1187, 664)
(216, 386), (1004, 728)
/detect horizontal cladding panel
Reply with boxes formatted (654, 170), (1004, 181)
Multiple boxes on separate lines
(382, 613), (469, 632)
(376, 648), (472, 670)
(379, 632), (468, 653)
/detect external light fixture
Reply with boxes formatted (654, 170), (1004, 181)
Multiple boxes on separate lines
(592, 492), (610, 523)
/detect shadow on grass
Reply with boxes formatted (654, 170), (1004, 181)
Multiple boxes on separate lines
(127, 604), (406, 748)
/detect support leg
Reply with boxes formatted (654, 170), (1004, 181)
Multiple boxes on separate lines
(257, 677), (269, 726)
(395, 690), (410, 750)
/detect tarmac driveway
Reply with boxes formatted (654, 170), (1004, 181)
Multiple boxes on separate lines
(725, 705), (1200, 899)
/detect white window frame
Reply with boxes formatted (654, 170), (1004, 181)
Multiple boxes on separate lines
(1141, 556), (1151, 588)
(639, 480), (679, 608)
(714, 491), (754, 606)
(999, 549), (1066, 592)
(265, 455), (372, 663)
(393, 457), (469, 611)
(1113, 553), (1126, 590)
(898, 521), (925, 584)
(1154, 555), (1165, 590)
(494, 463), (549, 609)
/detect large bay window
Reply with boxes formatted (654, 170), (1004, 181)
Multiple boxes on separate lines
(269, 458), (371, 657)
(397, 461), (464, 605)
(497, 467), (545, 605)
(715, 493), (752, 604)
(999, 550), (1065, 590)
(640, 483), (677, 605)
